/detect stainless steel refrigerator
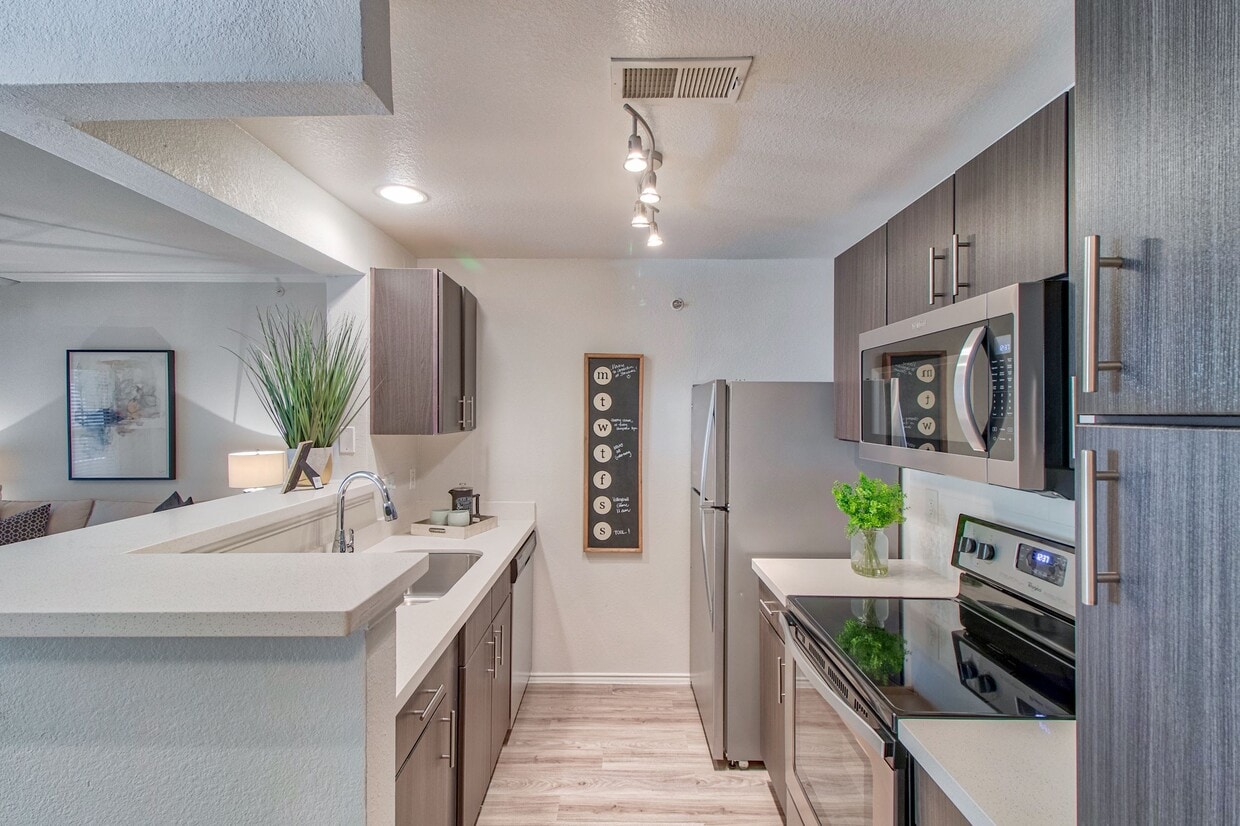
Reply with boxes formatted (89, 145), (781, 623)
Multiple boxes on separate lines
(690, 380), (892, 765)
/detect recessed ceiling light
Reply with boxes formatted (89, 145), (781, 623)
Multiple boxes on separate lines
(376, 184), (429, 205)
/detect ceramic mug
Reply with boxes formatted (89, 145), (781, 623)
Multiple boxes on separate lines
(429, 509), (451, 525)
(447, 509), (472, 527)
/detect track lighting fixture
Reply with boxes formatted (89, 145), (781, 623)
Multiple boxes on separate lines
(623, 104), (666, 247)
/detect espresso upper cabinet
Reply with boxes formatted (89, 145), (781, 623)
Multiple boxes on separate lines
(833, 225), (887, 441)
(371, 268), (478, 434)
(1075, 0), (1240, 415)
(955, 93), (1069, 298)
(885, 178), (954, 323)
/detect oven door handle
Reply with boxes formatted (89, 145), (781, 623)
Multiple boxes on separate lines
(953, 325), (989, 454)
(791, 634), (894, 759)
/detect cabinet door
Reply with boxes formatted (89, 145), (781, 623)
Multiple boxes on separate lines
(1076, 424), (1240, 824)
(462, 287), (478, 431)
(758, 612), (786, 813)
(833, 225), (886, 441)
(459, 635), (494, 826)
(886, 178), (954, 323)
(371, 268), (440, 435)
(490, 595), (513, 769)
(912, 763), (970, 826)
(954, 94), (1068, 298)
(395, 696), (457, 826)
(437, 271), (465, 433)
(1075, 0), (1240, 415)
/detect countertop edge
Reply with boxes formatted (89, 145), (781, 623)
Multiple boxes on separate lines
(899, 724), (995, 826)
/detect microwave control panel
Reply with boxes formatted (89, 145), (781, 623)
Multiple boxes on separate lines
(987, 315), (1016, 461)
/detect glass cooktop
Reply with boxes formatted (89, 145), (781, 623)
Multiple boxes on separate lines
(787, 592), (1075, 725)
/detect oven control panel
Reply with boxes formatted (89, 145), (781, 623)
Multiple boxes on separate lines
(951, 515), (1076, 619)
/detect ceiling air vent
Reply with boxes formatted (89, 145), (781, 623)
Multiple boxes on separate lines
(611, 57), (754, 103)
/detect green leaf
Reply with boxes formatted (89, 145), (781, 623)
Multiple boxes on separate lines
(831, 472), (906, 537)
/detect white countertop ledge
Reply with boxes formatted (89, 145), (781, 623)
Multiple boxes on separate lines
(752, 557), (960, 602)
(0, 487), (436, 637)
(899, 718), (1076, 826)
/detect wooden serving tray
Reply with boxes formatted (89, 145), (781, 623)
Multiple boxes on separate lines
(409, 514), (498, 539)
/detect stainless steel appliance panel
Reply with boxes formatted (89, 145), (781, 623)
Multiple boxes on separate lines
(691, 380), (728, 505)
(509, 532), (536, 727)
(690, 500), (727, 760)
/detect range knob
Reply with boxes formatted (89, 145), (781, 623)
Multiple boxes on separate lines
(976, 675), (998, 694)
(976, 542), (997, 561)
(958, 661), (979, 681)
(957, 537), (977, 555)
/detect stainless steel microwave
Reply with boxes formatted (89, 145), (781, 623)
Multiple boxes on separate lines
(858, 280), (1072, 497)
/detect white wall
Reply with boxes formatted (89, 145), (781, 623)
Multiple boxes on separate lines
(411, 258), (833, 679)
(0, 280), (324, 505)
(900, 469), (1075, 578)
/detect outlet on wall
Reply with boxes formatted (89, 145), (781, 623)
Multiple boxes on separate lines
(925, 489), (940, 525)
(408, 467), (417, 490)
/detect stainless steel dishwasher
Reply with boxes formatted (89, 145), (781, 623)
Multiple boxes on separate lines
(509, 531), (536, 726)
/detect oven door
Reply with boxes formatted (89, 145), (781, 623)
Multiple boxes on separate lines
(786, 619), (903, 825)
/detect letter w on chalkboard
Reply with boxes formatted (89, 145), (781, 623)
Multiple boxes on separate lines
(583, 354), (644, 553)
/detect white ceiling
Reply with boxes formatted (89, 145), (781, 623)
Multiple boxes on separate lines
(237, 0), (1074, 260)
(0, 130), (318, 278)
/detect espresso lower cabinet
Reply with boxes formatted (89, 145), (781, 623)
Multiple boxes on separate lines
(490, 595), (513, 769)
(459, 589), (515, 826)
(395, 646), (459, 826)
(758, 598), (786, 814)
(912, 763), (969, 826)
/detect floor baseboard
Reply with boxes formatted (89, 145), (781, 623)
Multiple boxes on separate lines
(527, 672), (691, 686)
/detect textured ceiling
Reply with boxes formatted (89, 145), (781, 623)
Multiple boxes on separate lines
(0, 131), (317, 277)
(237, 0), (1073, 260)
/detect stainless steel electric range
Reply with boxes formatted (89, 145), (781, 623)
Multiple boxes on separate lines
(783, 515), (1076, 826)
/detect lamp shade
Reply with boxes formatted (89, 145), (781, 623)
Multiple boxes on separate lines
(228, 450), (287, 489)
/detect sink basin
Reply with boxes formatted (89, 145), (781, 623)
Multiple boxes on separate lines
(401, 551), (482, 604)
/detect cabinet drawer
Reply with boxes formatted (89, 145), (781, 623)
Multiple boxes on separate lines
(488, 572), (511, 621)
(459, 591), (493, 660)
(396, 644), (457, 773)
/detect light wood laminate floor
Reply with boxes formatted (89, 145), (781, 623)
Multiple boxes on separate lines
(478, 684), (784, 825)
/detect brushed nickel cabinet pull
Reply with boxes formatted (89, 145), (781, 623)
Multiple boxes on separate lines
(1082, 235), (1125, 393)
(441, 709), (457, 768)
(928, 247), (947, 306)
(1079, 449), (1120, 606)
(409, 684), (446, 720)
(951, 233), (971, 296)
(777, 656), (785, 705)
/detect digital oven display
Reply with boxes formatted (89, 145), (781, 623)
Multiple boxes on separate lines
(1015, 543), (1067, 587)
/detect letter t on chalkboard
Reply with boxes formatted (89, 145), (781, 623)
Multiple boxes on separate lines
(584, 354), (643, 553)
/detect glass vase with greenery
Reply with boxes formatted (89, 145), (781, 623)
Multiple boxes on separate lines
(832, 473), (906, 578)
(836, 606), (907, 684)
(231, 307), (368, 457)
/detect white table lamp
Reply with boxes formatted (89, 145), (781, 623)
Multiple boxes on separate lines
(228, 450), (287, 492)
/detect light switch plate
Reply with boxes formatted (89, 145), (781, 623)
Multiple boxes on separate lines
(339, 426), (356, 455)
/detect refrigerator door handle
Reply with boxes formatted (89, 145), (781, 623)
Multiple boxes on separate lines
(699, 507), (714, 630)
(698, 384), (717, 505)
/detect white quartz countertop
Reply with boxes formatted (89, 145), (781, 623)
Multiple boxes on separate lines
(0, 487), (434, 637)
(360, 515), (535, 708)
(752, 557), (960, 603)
(899, 718), (1076, 826)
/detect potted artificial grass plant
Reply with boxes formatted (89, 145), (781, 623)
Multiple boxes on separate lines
(232, 307), (367, 486)
(832, 472), (906, 578)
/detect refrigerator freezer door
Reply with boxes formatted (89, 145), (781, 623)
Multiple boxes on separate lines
(690, 501), (727, 762)
(691, 380), (728, 505)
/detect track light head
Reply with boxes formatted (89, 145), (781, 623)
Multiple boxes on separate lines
(631, 202), (653, 227)
(624, 133), (647, 172)
(647, 221), (663, 247)
(638, 170), (660, 204)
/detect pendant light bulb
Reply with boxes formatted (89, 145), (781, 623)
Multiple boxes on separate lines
(638, 170), (660, 204)
(631, 202), (653, 227)
(624, 132), (647, 172)
(647, 221), (663, 247)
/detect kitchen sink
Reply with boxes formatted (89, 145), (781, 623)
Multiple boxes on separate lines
(401, 551), (482, 604)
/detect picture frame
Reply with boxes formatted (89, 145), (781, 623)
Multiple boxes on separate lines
(66, 349), (176, 480)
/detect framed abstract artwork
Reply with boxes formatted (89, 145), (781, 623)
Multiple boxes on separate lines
(66, 350), (176, 480)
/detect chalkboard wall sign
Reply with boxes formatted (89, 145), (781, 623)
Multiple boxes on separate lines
(584, 354), (643, 553)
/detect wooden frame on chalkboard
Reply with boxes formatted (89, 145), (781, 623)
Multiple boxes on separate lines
(582, 349), (644, 550)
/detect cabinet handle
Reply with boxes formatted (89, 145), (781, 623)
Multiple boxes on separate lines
(1081, 235), (1125, 393)
(458, 397), (467, 428)
(951, 233), (971, 296)
(467, 396), (476, 429)
(486, 638), (496, 675)
(494, 625), (504, 669)
(777, 656), (785, 705)
(759, 599), (784, 618)
(927, 247), (947, 306)
(441, 709), (457, 768)
(1079, 449), (1121, 606)
(409, 684), (446, 720)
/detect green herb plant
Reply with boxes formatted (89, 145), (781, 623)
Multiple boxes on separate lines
(832, 473), (906, 577)
(836, 617), (907, 684)
(230, 307), (368, 449)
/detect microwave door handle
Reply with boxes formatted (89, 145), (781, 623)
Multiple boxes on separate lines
(953, 326), (989, 453)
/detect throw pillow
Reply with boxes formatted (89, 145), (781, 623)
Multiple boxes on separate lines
(0, 503), (52, 546)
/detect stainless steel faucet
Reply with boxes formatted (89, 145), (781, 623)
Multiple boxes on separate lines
(335, 470), (399, 553)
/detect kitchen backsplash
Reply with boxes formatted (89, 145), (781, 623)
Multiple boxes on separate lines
(900, 469), (1075, 577)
